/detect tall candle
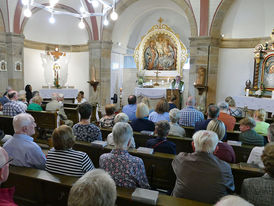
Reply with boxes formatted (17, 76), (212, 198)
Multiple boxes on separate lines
(245, 89), (249, 97)
(120, 88), (122, 93)
(91, 66), (96, 81)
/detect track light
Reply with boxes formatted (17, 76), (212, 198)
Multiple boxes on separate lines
(103, 18), (109, 26)
(49, 14), (55, 24)
(110, 9), (118, 21)
(91, 0), (99, 8)
(24, 8), (32, 17)
(78, 18), (85, 29)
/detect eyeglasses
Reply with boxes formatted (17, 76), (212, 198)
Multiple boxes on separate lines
(0, 156), (13, 168)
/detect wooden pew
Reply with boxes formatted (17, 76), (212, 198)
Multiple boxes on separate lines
(0, 115), (14, 135)
(42, 101), (79, 108)
(64, 107), (79, 125)
(73, 142), (264, 194)
(3, 166), (210, 206)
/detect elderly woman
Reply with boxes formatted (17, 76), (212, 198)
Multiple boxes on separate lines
(146, 120), (176, 154)
(239, 117), (264, 146)
(17, 90), (27, 111)
(107, 113), (136, 148)
(74, 91), (87, 104)
(253, 108), (270, 136)
(99, 104), (116, 128)
(46, 125), (94, 177)
(207, 120), (235, 163)
(99, 122), (150, 189)
(68, 169), (117, 206)
(73, 102), (102, 142)
(168, 108), (185, 137)
(130, 103), (155, 132)
(148, 99), (170, 123)
(27, 95), (43, 111)
(225, 96), (242, 117)
(241, 143), (274, 205)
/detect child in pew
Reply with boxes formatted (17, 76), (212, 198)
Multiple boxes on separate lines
(239, 117), (264, 146)
(0, 147), (17, 206)
(146, 120), (176, 154)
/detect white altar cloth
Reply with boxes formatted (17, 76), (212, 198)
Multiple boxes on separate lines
(135, 88), (166, 99)
(233, 96), (274, 113)
(39, 88), (78, 99)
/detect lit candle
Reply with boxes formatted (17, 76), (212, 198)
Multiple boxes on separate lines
(91, 66), (95, 81)
(120, 88), (122, 93)
(245, 89), (249, 96)
(150, 80), (152, 85)
(161, 80), (164, 85)
(167, 78), (170, 83)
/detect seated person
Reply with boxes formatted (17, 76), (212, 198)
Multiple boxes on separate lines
(215, 195), (253, 206)
(241, 143), (274, 206)
(207, 120), (235, 163)
(3, 113), (46, 169)
(172, 130), (234, 204)
(168, 108), (185, 137)
(0, 102), (3, 115)
(0, 147), (17, 206)
(74, 91), (87, 104)
(99, 104), (116, 128)
(17, 90), (27, 111)
(122, 95), (137, 121)
(168, 96), (177, 111)
(68, 169), (116, 206)
(247, 123), (274, 168)
(46, 93), (73, 127)
(141, 97), (153, 114)
(239, 117), (264, 146)
(225, 96), (243, 117)
(107, 113), (136, 148)
(27, 95), (43, 111)
(46, 125), (94, 177)
(217, 102), (236, 131)
(146, 120), (176, 154)
(73, 102), (102, 142)
(130, 103), (155, 132)
(253, 108), (270, 136)
(3, 91), (25, 117)
(99, 122), (150, 189)
(149, 99), (170, 123)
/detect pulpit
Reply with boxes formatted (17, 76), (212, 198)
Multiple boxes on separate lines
(135, 88), (181, 109)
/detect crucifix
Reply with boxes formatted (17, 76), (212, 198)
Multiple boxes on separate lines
(154, 69), (161, 86)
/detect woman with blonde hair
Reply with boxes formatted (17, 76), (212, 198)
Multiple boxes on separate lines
(141, 97), (153, 113)
(225, 96), (242, 117)
(148, 99), (170, 123)
(207, 119), (236, 163)
(27, 95), (43, 111)
(130, 103), (155, 132)
(253, 108), (270, 136)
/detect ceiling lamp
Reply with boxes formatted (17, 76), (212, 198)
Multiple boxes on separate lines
(21, 0), (118, 28)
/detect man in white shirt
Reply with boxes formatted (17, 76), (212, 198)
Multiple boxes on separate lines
(247, 123), (274, 168)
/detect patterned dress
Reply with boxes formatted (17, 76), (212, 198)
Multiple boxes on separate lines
(72, 123), (102, 142)
(99, 149), (150, 189)
(99, 115), (115, 128)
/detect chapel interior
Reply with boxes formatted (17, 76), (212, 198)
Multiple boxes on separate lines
(0, 0), (274, 205)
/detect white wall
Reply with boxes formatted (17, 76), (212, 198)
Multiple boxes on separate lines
(216, 48), (254, 103)
(24, 48), (89, 99)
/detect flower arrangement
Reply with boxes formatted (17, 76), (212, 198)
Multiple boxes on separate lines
(136, 70), (145, 86)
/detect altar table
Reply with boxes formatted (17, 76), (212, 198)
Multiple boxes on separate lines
(233, 96), (274, 113)
(135, 88), (166, 99)
(39, 89), (78, 99)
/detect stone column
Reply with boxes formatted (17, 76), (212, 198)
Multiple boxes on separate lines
(88, 40), (112, 107)
(189, 36), (220, 111)
(6, 33), (25, 91)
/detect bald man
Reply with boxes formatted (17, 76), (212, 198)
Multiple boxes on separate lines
(3, 90), (25, 117)
(179, 96), (204, 127)
(0, 147), (17, 206)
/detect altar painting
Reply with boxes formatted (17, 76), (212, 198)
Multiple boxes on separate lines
(134, 18), (188, 78)
(261, 54), (274, 90)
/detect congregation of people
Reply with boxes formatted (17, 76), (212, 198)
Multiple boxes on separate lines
(0, 86), (274, 206)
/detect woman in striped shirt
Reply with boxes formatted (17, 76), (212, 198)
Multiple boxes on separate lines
(46, 125), (94, 177)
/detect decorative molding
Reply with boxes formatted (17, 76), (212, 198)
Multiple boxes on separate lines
(220, 37), (271, 48)
(24, 39), (88, 52)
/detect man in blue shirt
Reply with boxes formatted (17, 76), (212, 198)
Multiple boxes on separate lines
(195, 104), (219, 131)
(122, 95), (137, 121)
(179, 96), (204, 127)
(3, 113), (46, 169)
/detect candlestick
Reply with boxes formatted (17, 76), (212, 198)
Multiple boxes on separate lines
(245, 89), (249, 97)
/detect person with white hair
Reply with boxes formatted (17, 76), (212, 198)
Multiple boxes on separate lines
(215, 195), (253, 206)
(3, 90), (26, 116)
(99, 122), (149, 189)
(168, 108), (185, 137)
(46, 93), (73, 127)
(107, 113), (136, 148)
(68, 169), (116, 206)
(172, 130), (234, 204)
(3, 113), (46, 169)
(217, 101), (236, 131)
(179, 96), (204, 127)
(0, 147), (17, 206)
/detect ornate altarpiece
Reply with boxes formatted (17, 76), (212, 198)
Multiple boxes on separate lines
(134, 18), (188, 80)
(253, 29), (274, 95)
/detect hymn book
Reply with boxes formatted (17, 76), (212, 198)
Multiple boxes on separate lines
(90, 140), (107, 147)
(132, 188), (159, 205)
(137, 147), (154, 154)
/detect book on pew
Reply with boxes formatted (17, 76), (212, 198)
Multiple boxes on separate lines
(137, 147), (154, 154)
(132, 188), (159, 205)
(140, 130), (154, 136)
(90, 140), (107, 147)
(227, 140), (242, 146)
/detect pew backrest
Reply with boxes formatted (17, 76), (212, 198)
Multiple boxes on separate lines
(0, 115), (14, 135)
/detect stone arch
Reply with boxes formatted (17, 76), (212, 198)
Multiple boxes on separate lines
(0, 9), (5, 32)
(209, 0), (235, 38)
(102, 0), (198, 41)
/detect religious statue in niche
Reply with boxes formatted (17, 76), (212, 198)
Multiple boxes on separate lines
(41, 47), (69, 88)
(14, 61), (22, 71)
(0, 60), (7, 71)
(144, 34), (177, 70)
(134, 17), (188, 80)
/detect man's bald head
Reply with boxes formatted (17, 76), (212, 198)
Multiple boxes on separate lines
(7, 90), (18, 100)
